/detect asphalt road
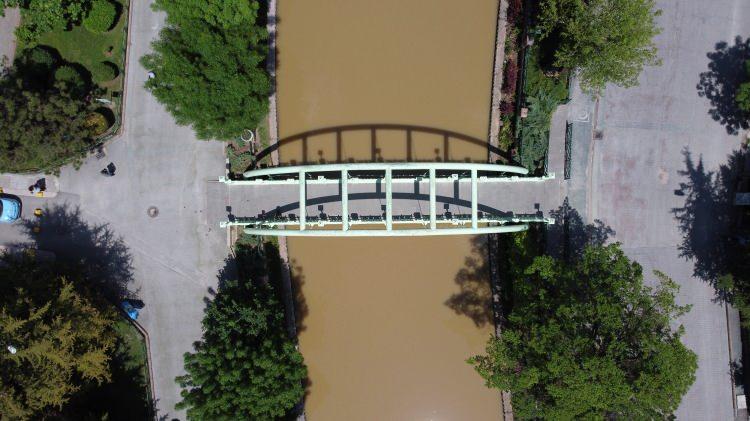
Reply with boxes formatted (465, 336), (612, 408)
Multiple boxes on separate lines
(591, 0), (750, 419)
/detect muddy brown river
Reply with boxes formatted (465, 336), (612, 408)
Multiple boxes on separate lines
(277, 0), (501, 419)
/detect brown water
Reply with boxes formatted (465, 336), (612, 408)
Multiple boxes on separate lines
(277, 0), (501, 419)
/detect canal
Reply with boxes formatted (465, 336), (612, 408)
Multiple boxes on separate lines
(276, 0), (502, 419)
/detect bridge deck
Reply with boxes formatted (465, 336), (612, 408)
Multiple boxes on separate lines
(226, 176), (561, 233)
(222, 163), (561, 236)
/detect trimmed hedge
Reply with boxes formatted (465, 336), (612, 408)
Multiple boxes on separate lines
(90, 61), (118, 83)
(55, 66), (85, 86)
(84, 112), (111, 136)
(84, 0), (118, 33)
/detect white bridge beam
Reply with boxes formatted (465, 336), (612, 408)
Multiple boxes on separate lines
(243, 224), (530, 237)
(341, 169), (349, 231)
(222, 162), (555, 237)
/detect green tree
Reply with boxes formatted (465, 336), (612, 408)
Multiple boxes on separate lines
(176, 266), (306, 419)
(537, 0), (661, 93)
(736, 60), (750, 112)
(1, 0), (91, 44)
(13, 46), (60, 91)
(83, 0), (117, 33)
(141, 0), (271, 140)
(0, 256), (116, 419)
(470, 244), (697, 419)
(0, 68), (99, 172)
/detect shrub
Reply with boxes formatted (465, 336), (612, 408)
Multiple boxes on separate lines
(54, 65), (85, 87)
(502, 59), (518, 95)
(84, 112), (111, 136)
(498, 116), (515, 152)
(90, 61), (118, 83)
(13, 0), (90, 44)
(506, 0), (522, 24)
(519, 90), (559, 169)
(27, 46), (56, 69)
(83, 0), (118, 33)
(499, 100), (514, 115)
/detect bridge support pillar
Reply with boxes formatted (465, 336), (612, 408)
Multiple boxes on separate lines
(341, 170), (349, 231)
(299, 171), (306, 230)
(471, 168), (478, 229)
(429, 168), (436, 230)
(385, 168), (393, 231)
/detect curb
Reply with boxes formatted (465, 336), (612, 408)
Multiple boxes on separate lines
(115, 307), (157, 417)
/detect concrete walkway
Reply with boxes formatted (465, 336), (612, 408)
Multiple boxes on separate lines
(0, 173), (59, 198)
(0, 7), (19, 67)
(589, 0), (750, 418)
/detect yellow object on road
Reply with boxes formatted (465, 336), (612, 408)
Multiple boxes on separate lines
(34, 208), (42, 217)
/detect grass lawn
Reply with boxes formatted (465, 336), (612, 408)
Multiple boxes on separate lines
(20, 0), (129, 95)
(60, 318), (154, 419)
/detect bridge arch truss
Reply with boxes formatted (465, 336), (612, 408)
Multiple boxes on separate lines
(220, 162), (554, 237)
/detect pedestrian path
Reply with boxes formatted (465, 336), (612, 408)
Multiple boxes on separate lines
(0, 173), (59, 198)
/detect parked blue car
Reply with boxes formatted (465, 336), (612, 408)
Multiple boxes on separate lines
(0, 196), (21, 223)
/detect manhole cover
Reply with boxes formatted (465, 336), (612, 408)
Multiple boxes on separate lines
(147, 206), (159, 218)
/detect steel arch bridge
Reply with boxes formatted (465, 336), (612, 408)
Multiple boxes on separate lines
(220, 162), (555, 237)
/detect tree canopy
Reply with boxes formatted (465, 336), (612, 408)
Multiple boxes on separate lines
(537, 0), (661, 93)
(1, 0), (91, 44)
(0, 66), (98, 172)
(83, 0), (117, 33)
(141, 0), (271, 140)
(0, 256), (116, 419)
(736, 60), (750, 113)
(176, 246), (307, 419)
(470, 244), (697, 419)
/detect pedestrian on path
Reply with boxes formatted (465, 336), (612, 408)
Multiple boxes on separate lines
(101, 162), (117, 177)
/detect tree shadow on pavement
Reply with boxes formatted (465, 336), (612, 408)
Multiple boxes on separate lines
(14, 204), (135, 301)
(446, 199), (615, 328)
(546, 197), (615, 261)
(671, 148), (744, 300)
(697, 36), (750, 135)
(445, 235), (493, 328)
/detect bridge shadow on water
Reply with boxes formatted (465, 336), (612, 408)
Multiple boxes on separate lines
(254, 123), (513, 165)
